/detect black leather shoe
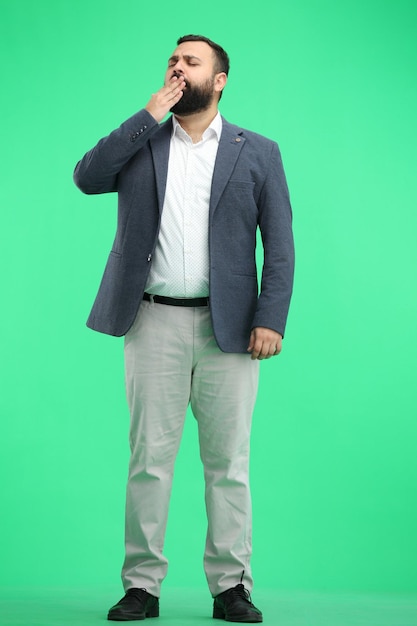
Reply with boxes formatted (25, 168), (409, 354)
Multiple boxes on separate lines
(213, 584), (263, 622)
(107, 588), (159, 621)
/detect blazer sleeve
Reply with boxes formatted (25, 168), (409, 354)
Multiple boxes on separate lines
(252, 141), (295, 337)
(73, 109), (159, 194)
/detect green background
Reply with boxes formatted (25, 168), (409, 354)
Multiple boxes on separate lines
(1, 0), (416, 597)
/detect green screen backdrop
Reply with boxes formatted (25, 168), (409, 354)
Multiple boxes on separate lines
(1, 0), (416, 595)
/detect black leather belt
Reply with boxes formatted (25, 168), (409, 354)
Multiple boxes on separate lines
(143, 292), (209, 307)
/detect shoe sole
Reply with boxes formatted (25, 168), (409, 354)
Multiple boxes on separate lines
(213, 610), (262, 623)
(108, 608), (159, 620)
(108, 617), (159, 621)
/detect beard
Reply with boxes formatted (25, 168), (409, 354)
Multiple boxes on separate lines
(170, 75), (215, 116)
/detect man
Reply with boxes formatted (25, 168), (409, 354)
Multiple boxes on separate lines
(74, 34), (294, 623)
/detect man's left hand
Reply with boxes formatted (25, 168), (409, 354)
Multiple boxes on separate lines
(247, 327), (283, 360)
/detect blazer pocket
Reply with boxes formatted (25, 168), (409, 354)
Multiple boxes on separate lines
(226, 181), (255, 190)
(223, 181), (256, 205)
(219, 180), (258, 221)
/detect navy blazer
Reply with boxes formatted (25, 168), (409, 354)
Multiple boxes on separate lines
(74, 109), (294, 353)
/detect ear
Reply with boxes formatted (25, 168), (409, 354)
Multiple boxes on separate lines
(214, 72), (227, 95)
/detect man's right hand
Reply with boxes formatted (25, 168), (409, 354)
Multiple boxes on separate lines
(145, 75), (186, 123)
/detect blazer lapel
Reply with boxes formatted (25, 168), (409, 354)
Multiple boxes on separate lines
(149, 118), (173, 213)
(149, 116), (244, 216)
(210, 119), (245, 218)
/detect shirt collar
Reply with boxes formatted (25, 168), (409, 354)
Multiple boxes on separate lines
(172, 111), (222, 143)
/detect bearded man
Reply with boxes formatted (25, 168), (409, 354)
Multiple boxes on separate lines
(74, 34), (294, 623)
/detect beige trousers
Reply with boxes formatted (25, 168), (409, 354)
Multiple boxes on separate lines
(122, 300), (259, 597)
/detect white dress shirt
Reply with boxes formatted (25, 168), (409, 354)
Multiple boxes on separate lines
(145, 112), (222, 298)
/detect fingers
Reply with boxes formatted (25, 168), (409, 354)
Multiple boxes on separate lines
(247, 328), (282, 360)
(163, 75), (186, 102)
(166, 73), (186, 88)
(145, 76), (186, 122)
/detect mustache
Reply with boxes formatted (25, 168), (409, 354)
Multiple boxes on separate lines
(172, 70), (187, 85)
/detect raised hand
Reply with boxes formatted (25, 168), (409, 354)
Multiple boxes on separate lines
(145, 75), (186, 123)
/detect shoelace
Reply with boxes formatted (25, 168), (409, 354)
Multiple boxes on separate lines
(229, 584), (254, 605)
(126, 588), (148, 597)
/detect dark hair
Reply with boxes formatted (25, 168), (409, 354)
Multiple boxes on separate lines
(177, 34), (230, 76)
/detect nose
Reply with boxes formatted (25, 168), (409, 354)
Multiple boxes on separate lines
(172, 58), (185, 75)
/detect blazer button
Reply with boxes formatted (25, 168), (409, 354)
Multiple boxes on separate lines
(130, 125), (147, 141)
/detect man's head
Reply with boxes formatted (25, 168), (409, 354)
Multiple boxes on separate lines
(176, 35), (230, 77)
(166, 35), (229, 116)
